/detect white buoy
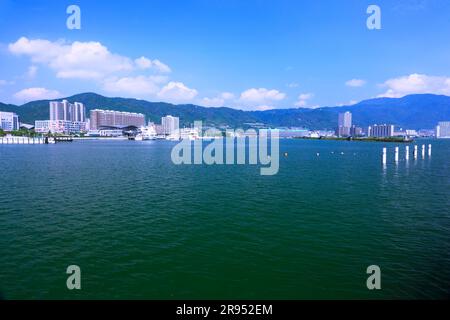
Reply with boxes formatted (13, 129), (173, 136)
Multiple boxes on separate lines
(382, 147), (387, 165)
(405, 146), (410, 160)
(422, 144), (425, 159)
(395, 147), (399, 162)
(428, 144), (432, 157)
(414, 145), (418, 159)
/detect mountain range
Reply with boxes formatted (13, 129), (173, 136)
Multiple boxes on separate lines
(1, 93), (449, 130)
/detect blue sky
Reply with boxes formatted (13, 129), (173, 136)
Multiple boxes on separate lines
(1, 0), (450, 109)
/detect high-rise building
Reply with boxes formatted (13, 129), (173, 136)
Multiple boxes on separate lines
(89, 109), (145, 130)
(161, 115), (180, 135)
(50, 100), (86, 122)
(35, 100), (87, 134)
(338, 111), (352, 128)
(0, 111), (19, 131)
(350, 125), (363, 137)
(72, 102), (86, 122)
(368, 124), (395, 138)
(336, 111), (352, 137)
(436, 121), (450, 138)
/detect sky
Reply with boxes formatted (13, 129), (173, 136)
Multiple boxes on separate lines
(1, 0), (450, 110)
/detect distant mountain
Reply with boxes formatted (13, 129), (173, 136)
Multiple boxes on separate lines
(1, 92), (449, 129)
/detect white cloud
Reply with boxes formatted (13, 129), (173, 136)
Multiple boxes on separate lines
(157, 82), (198, 102)
(135, 56), (171, 73)
(134, 56), (152, 69)
(220, 92), (235, 100)
(27, 65), (38, 79)
(295, 93), (314, 107)
(201, 92), (235, 107)
(8, 37), (170, 80)
(378, 73), (450, 98)
(13, 87), (62, 102)
(238, 88), (286, 110)
(152, 60), (171, 73)
(337, 100), (358, 107)
(345, 79), (366, 87)
(202, 97), (225, 107)
(253, 105), (274, 111)
(102, 75), (168, 97)
(287, 82), (299, 88)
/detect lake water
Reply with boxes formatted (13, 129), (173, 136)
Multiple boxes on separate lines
(0, 138), (449, 299)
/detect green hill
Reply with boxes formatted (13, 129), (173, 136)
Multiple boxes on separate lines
(1, 92), (449, 129)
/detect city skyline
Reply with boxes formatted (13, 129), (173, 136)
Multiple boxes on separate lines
(2, 1), (450, 109)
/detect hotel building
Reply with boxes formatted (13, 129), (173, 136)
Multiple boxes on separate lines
(368, 124), (395, 138)
(0, 111), (19, 131)
(50, 100), (86, 122)
(436, 121), (450, 138)
(35, 100), (87, 134)
(90, 109), (145, 130)
(336, 111), (352, 137)
(161, 115), (179, 135)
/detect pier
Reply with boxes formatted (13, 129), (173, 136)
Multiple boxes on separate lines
(0, 136), (74, 144)
(0, 136), (46, 144)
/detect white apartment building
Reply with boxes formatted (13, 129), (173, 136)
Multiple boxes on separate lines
(336, 112), (352, 137)
(35, 120), (87, 134)
(162, 115), (180, 136)
(368, 124), (395, 138)
(0, 111), (19, 131)
(436, 121), (450, 138)
(50, 100), (86, 122)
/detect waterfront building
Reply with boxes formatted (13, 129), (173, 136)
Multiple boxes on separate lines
(155, 124), (164, 136)
(90, 109), (145, 130)
(162, 115), (179, 136)
(0, 111), (19, 131)
(368, 124), (395, 138)
(350, 125), (364, 137)
(406, 129), (418, 137)
(436, 121), (450, 138)
(46, 100), (87, 133)
(336, 111), (352, 137)
(35, 120), (87, 134)
(50, 100), (86, 122)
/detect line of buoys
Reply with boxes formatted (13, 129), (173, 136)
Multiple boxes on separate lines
(383, 144), (432, 166)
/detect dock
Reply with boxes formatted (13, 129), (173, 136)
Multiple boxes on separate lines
(0, 136), (46, 144)
(0, 136), (72, 144)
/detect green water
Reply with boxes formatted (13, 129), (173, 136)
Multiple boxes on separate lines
(0, 139), (449, 299)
